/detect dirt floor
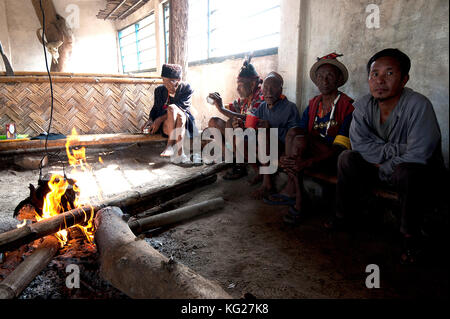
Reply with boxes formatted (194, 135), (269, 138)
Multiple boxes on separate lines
(0, 141), (448, 299)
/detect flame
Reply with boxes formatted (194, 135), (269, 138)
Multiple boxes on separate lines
(36, 174), (70, 246)
(35, 128), (97, 247)
(16, 219), (27, 228)
(98, 156), (103, 164)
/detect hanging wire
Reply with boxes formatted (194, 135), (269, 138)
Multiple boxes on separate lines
(38, 0), (67, 181)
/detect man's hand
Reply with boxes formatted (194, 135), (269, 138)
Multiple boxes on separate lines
(149, 117), (163, 134)
(208, 92), (224, 111)
(141, 119), (153, 132)
(232, 117), (244, 129)
(256, 119), (270, 129)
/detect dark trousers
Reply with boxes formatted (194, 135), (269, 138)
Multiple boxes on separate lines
(336, 150), (437, 236)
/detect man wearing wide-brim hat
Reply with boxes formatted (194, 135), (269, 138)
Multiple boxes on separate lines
(263, 53), (355, 225)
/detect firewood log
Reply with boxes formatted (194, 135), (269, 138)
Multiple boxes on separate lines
(0, 236), (59, 299)
(95, 206), (232, 299)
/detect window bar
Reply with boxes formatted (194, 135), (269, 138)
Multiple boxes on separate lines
(207, 0), (211, 59)
(163, 2), (169, 63)
(135, 23), (140, 71)
(118, 31), (126, 73)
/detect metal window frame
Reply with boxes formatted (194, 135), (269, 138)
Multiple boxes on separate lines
(118, 12), (157, 73)
(162, 1), (170, 64)
(188, 0), (280, 65)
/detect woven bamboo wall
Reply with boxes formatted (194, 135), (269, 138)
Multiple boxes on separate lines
(0, 74), (161, 136)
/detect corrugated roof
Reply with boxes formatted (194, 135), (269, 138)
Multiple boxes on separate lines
(96, 0), (150, 20)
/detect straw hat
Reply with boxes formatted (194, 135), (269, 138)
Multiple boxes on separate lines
(309, 52), (348, 87)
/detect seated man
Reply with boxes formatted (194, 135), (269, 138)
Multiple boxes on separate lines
(207, 57), (264, 179)
(232, 71), (301, 198)
(325, 48), (444, 264)
(141, 64), (197, 163)
(264, 53), (354, 225)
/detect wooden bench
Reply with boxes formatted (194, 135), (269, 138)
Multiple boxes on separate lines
(303, 169), (399, 201)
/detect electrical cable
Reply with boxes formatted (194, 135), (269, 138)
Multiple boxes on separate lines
(38, 0), (66, 181)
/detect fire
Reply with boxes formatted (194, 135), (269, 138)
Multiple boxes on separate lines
(35, 128), (97, 247)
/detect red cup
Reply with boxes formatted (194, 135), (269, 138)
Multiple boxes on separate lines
(245, 114), (259, 129)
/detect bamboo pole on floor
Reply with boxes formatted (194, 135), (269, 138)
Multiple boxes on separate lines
(0, 235), (59, 299)
(128, 197), (225, 234)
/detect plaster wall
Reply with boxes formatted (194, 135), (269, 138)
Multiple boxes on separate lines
(0, 0), (119, 73)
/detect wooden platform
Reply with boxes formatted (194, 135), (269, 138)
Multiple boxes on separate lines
(0, 133), (167, 155)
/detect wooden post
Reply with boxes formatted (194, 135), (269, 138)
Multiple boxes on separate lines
(168, 0), (189, 80)
(0, 236), (59, 299)
(31, 0), (73, 72)
(95, 206), (232, 299)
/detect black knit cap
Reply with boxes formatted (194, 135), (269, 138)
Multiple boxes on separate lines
(238, 55), (259, 79)
(161, 63), (182, 79)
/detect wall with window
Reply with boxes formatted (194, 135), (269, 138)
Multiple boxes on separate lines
(114, 0), (168, 75)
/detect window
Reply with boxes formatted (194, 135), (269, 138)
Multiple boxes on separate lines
(162, 1), (170, 63)
(118, 13), (157, 73)
(188, 0), (280, 63)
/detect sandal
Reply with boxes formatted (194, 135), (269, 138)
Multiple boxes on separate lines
(283, 206), (306, 225)
(223, 165), (247, 180)
(263, 193), (296, 206)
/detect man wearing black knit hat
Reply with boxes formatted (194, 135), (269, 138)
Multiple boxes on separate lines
(206, 56), (264, 179)
(141, 63), (198, 164)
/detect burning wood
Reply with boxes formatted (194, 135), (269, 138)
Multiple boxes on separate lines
(0, 206), (97, 253)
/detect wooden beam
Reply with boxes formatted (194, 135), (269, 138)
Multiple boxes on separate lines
(0, 133), (167, 154)
(0, 76), (163, 84)
(118, 0), (143, 20)
(105, 0), (127, 20)
(0, 71), (161, 78)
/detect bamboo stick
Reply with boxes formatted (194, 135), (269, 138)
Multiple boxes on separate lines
(128, 197), (225, 234)
(95, 206), (232, 299)
(0, 235), (59, 299)
(0, 76), (163, 84)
